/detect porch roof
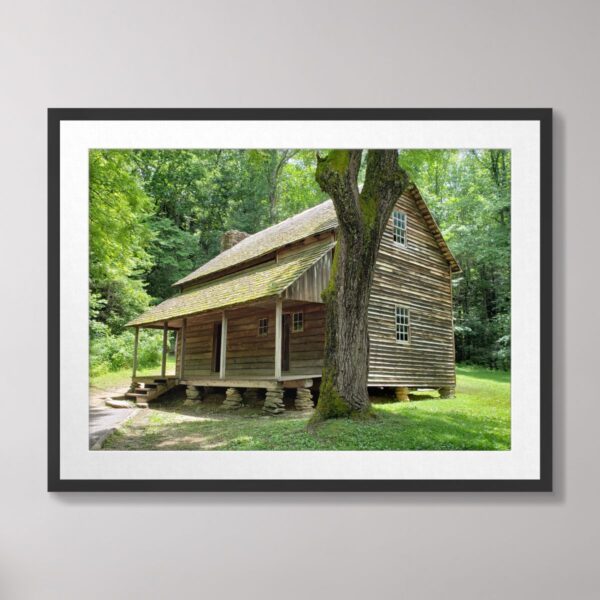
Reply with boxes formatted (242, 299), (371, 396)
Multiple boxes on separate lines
(127, 240), (335, 327)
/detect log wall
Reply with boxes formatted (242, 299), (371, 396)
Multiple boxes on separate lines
(226, 306), (276, 376)
(367, 192), (455, 387)
(286, 301), (325, 375)
(176, 313), (215, 378)
(175, 301), (325, 379)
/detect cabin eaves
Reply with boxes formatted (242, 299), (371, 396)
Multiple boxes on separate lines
(127, 240), (335, 327)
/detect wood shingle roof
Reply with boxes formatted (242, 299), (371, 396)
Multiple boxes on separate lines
(175, 200), (338, 287)
(127, 240), (335, 326)
(128, 183), (459, 327)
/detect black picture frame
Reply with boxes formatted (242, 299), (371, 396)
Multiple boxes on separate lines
(48, 108), (552, 492)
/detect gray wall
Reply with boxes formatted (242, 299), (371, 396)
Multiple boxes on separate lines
(0, 1), (596, 598)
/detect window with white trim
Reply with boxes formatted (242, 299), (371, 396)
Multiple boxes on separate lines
(292, 312), (304, 332)
(395, 306), (410, 343)
(258, 318), (268, 336)
(393, 210), (407, 247)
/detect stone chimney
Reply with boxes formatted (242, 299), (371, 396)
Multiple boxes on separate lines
(220, 229), (250, 252)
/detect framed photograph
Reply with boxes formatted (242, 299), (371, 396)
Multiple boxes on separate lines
(48, 108), (552, 492)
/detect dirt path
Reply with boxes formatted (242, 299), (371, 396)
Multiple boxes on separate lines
(89, 380), (135, 449)
(89, 383), (129, 409)
(89, 407), (137, 449)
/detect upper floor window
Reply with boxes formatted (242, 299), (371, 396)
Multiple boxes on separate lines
(393, 210), (407, 247)
(395, 306), (410, 343)
(258, 318), (269, 336)
(292, 312), (304, 332)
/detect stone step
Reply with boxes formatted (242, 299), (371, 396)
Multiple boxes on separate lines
(105, 399), (136, 409)
(126, 392), (157, 399)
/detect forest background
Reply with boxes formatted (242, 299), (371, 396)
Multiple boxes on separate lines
(89, 148), (511, 376)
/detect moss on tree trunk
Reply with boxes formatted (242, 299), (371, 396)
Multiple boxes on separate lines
(313, 150), (409, 420)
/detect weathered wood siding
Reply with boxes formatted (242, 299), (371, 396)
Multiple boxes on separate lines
(176, 308), (277, 378)
(367, 191), (455, 387)
(177, 313), (216, 378)
(286, 301), (326, 375)
(226, 306), (276, 376)
(283, 249), (332, 303)
(175, 301), (324, 379)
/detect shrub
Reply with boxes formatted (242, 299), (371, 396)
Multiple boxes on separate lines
(89, 325), (167, 375)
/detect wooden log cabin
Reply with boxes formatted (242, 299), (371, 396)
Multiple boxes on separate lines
(126, 183), (460, 412)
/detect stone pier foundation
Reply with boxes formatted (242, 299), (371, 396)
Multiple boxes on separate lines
(438, 387), (456, 399)
(263, 388), (285, 415)
(222, 388), (244, 410)
(294, 388), (314, 411)
(184, 385), (202, 405)
(395, 387), (410, 402)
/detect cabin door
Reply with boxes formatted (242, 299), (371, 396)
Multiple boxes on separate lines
(212, 322), (222, 372)
(281, 313), (291, 372)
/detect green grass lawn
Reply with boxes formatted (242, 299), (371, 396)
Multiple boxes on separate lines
(102, 365), (510, 451)
(90, 357), (176, 390)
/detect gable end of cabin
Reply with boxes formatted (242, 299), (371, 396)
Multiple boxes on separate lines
(368, 189), (456, 388)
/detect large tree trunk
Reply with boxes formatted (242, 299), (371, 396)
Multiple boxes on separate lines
(314, 150), (409, 418)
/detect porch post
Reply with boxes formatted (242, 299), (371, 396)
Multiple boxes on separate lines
(275, 297), (282, 379)
(161, 321), (168, 377)
(179, 317), (187, 380)
(219, 311), (227, 379)
(132, 326), (140, 379)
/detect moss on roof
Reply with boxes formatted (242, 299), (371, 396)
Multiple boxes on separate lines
(175, 200), (338, 287)
(127, 240), (335, 327)
(175, 186), (459, 289)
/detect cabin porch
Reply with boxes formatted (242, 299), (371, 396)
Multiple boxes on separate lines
(128, 296), (325, 410)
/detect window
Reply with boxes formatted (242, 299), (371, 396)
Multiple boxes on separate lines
(292, 312), (304, 332)
(395, 306), (410, 343)
(393, 210), (407, 247)
(258, 318), (268, 336)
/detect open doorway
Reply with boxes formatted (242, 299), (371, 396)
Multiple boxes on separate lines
(281, 313), (291, 372)
(211, 322), (222, 372)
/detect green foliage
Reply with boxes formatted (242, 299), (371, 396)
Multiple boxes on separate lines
(89, 327), (165, 377)
(89, 150), (157, 374)
(400, 149), (511, 369)
(89, 150), (154, 331)
(145, 217), (198, 300)
(89, 147), (510, 374)
(90, 357), (176, 390)
(275, 151), (328, 220)
(89, 148), (327, 373)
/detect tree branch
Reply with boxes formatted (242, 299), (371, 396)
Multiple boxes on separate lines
(360, 150), (409, 235)
(315, 150), (362, 232)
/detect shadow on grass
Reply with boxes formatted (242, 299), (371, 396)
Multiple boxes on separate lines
(104, 367), (512, 452)
(106, 396), (510, 452)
